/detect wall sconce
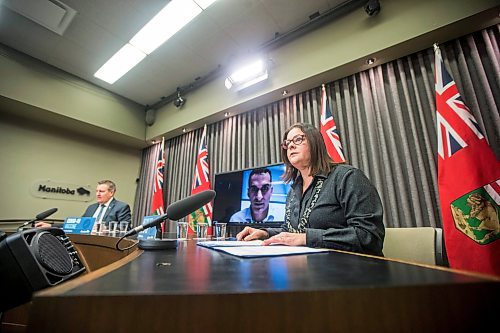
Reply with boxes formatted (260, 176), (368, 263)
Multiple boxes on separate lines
(225, 59), (268, 91)
(173, 89), (186, 108)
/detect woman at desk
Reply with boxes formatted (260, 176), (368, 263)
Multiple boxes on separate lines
(236, 123), (385, 256)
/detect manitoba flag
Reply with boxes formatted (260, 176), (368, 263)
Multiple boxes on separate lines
(435, 45), (500, 276)
(320, 84), (346, 163)
(188, 124), (213, 234)
(150, 137), (165, 231)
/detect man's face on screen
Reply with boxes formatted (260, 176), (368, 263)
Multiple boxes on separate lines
(248, 172), (273, 222)
(96, 184), (114, 204)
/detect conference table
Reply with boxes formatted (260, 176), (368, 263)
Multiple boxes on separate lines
(25, 236), (498, 332)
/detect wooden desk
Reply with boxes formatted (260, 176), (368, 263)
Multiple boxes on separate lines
(68, 234), (139, 272)
(25, 239), (498, 332)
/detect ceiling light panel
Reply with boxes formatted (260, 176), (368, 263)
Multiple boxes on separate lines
(94, 44), (146, 84)
(193, 0), (218, 10)
(93, 0), (218, 84)
(130, 0), (202, 55)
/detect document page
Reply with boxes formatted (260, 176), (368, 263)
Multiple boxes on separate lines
(209, 245), (331, 258)
(197, 240), (263, 248)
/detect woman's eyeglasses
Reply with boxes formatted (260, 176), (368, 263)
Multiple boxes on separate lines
(281, 134), (306, 150)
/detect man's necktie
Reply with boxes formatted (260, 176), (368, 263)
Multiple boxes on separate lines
(95, 204), (106, 223)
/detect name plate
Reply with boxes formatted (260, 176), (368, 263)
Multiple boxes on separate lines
(138, 215), (159, 240)
(63, 217), (96, 235)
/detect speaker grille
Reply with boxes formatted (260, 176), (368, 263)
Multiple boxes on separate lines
(37, 233), (73, 275)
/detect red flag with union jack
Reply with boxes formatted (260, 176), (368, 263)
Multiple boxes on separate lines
(188, 124), (213, 234)
(151, 137), (165, 215)
(435, 45), (500, 276)
(320, 84), (346, 163)
(150, 137), (165, 231)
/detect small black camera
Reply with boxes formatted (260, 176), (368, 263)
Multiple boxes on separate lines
(364, 0), (380, 16)
(173, 96), (186, 108)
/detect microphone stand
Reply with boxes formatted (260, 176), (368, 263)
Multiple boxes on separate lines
(116, 214), (175, 251)
(17, 218), (38, 231)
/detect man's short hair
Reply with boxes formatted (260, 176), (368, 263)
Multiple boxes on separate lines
(248, 168), (272, 188)
(97, 180), (116, 193)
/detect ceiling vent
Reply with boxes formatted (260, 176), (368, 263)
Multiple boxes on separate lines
(3, 0), (77, 36)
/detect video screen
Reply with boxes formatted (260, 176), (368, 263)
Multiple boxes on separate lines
(212, 163), (291, 226)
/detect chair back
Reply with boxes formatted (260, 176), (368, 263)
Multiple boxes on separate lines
(383, 227), (445, 266)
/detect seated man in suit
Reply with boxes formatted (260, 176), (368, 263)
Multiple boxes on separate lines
(35, 180), (131, 228)
(81, 180), (131, 225)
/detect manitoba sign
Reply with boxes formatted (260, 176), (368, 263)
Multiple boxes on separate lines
(31, 180), (93, 202)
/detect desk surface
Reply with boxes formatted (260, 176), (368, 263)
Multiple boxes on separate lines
(29, 239), (499, 333)
(55, 240), (485, 295)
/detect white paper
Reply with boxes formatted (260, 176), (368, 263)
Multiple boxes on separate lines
(212, 245), (330, 257)
(197, 240), (263, 247)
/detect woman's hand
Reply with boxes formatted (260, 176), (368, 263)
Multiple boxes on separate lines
(262, 232), (306, 246)
(236, 227), (268, 241)
(34, 222), (52, 228)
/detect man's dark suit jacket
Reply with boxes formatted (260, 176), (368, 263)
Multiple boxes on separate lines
(82, 198), (131, 224)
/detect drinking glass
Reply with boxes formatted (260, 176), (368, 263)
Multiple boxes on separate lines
(177, 221), (188, 240)
(214, 222), (227, 239)
(196, 223), (208, 239)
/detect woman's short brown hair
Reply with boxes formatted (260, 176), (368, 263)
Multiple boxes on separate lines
(281, 123), (341, 183)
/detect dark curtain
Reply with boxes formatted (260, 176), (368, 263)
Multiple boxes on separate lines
(135, 25), (499, 229)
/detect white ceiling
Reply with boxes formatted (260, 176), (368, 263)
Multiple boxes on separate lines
(0, 0), (354, 107)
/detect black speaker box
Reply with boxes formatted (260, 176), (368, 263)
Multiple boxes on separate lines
(0, 228), (85, 312)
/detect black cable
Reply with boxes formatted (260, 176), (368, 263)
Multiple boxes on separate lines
(115, 235), (137, 251)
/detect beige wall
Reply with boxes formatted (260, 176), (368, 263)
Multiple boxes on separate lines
(0, 113), (142, 221)
(0, 46), (147, 148)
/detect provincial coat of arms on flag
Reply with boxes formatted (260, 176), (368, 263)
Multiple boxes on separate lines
(450, 180), (500, 245)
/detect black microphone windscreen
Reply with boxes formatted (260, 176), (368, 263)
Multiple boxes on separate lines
(166, 190), (216, 221)
(35, 208), (58, 220)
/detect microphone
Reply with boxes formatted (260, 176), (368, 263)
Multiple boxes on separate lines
(17, 208), (58, 231)
(167, 189), (216, 220)
(124, 190), (216, 238)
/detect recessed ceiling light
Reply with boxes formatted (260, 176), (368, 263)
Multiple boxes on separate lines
(366, 58), (376, 65)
